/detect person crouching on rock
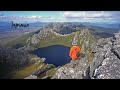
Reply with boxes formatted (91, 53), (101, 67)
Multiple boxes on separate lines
(69, 43), (81, 68)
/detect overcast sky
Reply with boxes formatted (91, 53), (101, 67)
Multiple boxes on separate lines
(0, 11), (120, 23)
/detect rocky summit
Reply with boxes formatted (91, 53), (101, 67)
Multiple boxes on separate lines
(52, 54), (90, 79)
(53, 30), (120, 79)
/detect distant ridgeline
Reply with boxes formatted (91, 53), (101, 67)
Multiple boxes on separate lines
(11, 21), (29, 28)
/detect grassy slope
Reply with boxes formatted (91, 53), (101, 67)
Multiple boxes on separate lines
(11, 59), (47, 79)
(38, 33), (75, 48)
(4, 30), (40, 49)
(5, 36), (28, 48)
(77, 30), (100, 64)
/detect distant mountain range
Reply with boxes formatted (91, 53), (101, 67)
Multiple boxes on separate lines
(0, 22), (48, 26)
(81, 22), (120, 29)
(0, 22), (48, 30)
(0, 21), (120, 30)
(29, 22), (48, 27)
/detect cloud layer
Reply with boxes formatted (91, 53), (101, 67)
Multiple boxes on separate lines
(0, 11), (119, 23)
(62, 11), (112, 18)
(0, 15), (43, 22)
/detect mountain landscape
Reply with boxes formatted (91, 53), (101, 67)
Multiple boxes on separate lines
(53, 30), (120, 79)
(0, 21), (120, 79)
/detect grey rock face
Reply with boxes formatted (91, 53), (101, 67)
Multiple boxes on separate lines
(93, 53), (120, 79)
(90, 30), (120, 79)
(72, 32), (78, 45)
(31, 34), (40, 44)
(52, 56), (90, 79)
(90, 38), (113, 78)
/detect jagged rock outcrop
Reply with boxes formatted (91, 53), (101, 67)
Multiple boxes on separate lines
(31, 34), (40, 44)
(52, 55), (90, 79)
(90, 30), (120, 79)
(53, 30), (120, 79)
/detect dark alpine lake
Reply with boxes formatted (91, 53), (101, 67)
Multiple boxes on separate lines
(32, 45), (71, 66)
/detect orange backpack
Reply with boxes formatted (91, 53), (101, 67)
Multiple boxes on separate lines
(69, 46), (81, 60)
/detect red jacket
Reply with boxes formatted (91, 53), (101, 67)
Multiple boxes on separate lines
(69, 46), (81, 60)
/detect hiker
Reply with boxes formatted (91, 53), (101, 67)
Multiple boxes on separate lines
(69, 32), (85, 68)
(69, 45), (81, 60)
(69, 44), (81, 68)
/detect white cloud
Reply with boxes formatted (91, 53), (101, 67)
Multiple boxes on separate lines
(62, 11), (112, 19)
(0, 15), (43, 22)
(0, 11), (119, 23)
(26, 16), (42, 19)
(83, 17), (94, 20)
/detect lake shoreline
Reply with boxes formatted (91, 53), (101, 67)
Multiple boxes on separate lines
(32, 45), (71, 67)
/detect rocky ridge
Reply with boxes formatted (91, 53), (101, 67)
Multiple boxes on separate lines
(53, 30), (120, 79)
